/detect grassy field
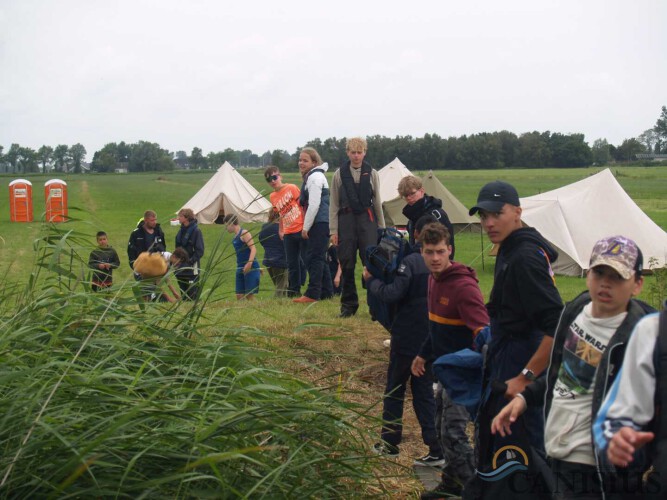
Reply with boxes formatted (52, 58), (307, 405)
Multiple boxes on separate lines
(1, 165), (666, 302)
(1, 166), (665, 496)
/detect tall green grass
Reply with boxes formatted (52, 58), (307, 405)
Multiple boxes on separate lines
(0, 223), (391, 498)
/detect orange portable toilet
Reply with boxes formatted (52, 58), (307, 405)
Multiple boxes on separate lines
(9, 179), (34, 222)
(45, 179), (68, 222)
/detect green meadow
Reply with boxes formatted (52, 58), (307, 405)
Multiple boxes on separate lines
(0, 166), (666, 496)
(1, 165), (666, 303)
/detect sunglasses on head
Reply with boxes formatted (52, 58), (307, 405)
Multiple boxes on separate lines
(266, 174), (280, 182)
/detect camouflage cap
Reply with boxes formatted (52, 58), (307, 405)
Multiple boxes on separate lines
(589, 235), (643, 280)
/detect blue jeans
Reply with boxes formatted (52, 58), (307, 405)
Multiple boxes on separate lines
(283, 232), (306, 297)
(304, 222), (333, 300)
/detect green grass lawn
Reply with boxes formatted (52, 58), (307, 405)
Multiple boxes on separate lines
(1, 165), (665, 497)
(1, 165), (665, 304)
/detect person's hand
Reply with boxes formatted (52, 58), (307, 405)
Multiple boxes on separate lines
(411, 356), (426, 377)
(362, 266), (372, 282)
(607, 427), (655, 467)
(243, 262), (252, 274)
(330, 234), (338, 246)
(491, 396), (527, 437)
(301, 229), (309, 239)
(279, 230), (284, 241)
(98, 263), (105, 269)
(333, 277), (340, 287)
(505, 375), (530, 399)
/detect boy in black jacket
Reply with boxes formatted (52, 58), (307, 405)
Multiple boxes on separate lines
(363, 216), (442, 463)
(88, 231), (120, 291)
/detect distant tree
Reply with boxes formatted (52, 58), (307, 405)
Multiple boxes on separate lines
(637, 129), (658, 153)
(91, 143), (121, 172)
(248, 153), (260, 168)
(6, 143), (21, 173)
(260, 151), (272, 168)
(206, 151), (225, 169)
(496, 130), (519, 169)
(18, 147), (39, 173)
(173, 150), (189, 169)
(270, 149), (291, 170)
(70, 143), (87, 173)
(548, 133), (591, 167)
(613, 138), (646, 162)
(53, 145), (70, 172)
(654, 105), (667, 153)
(37, 145), (54, 173)
(238, 149), (253, 168)
(591, 138), (611, 165)
(190, 147), (206, 169)
(129, 141), (175, 172)
(220, 148), (240, 167)
(516, 131), (552, 168)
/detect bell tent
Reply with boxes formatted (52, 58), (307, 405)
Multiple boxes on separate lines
(382, 167), (479, 231)
(519, 168), (667, 276)
(180, 162), (272, 224)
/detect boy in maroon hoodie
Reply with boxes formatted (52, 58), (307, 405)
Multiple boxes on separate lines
(411, 222), (489, 498)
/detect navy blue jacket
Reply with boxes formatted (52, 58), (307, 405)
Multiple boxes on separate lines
(258, 222), (288, 268)
(366, 248), (429, 357)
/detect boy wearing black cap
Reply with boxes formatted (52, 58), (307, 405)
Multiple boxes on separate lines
(468, 181), (563, 471)
(492, 236), (651, 498)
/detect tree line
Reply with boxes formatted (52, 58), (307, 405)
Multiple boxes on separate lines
(2, 106), (666, 174)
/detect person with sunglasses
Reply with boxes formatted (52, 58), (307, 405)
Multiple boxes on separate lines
(265, 166), (306, 298)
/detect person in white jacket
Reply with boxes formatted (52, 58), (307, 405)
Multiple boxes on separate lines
(293, 147), (334, 303)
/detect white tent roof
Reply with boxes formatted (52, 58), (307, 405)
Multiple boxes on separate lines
(520, 168), (667, 275)
(380, 161), (479, 229)
(180, 162), (272, 224)
(378, 157), (413, 203)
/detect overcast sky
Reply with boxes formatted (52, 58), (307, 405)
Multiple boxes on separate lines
(1, 0), (665, 159)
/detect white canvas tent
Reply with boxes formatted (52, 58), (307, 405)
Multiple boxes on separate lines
(378, 157), (413, 205)
(180, 162), (272, 224)
(520, 168), (667, 276)
(381, 164), (480, 231)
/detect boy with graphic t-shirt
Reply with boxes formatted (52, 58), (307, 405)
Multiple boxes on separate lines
(266, 166), (306, 297)
(491, 235), (652, 498)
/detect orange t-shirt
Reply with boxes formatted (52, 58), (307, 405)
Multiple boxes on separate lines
(269, 184), (304, 234)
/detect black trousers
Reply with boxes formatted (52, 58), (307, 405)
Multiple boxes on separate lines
(381, 352), (440, 455)
(336, 210), (378, 314)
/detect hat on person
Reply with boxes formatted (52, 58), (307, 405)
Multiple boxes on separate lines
(469, 180), (520, 215)
(589, 235), (643, 280)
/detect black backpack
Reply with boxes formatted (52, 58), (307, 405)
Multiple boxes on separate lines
(365, 227), (412, 284)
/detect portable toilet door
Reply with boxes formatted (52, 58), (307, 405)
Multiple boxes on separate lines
(9, 179), (34, 222)
(45, 179), (68, 222)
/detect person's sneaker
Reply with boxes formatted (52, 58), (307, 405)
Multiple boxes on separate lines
(382, 339), (391, 348)
(372, 442), (399, 457)
(413, 453), (446, 467)
(419, 475), (464, 499)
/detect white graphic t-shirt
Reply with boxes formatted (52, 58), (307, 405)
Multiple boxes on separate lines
(544, 303), (626, 465)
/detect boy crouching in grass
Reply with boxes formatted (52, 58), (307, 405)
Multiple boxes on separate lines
(88, 231), (120, 292)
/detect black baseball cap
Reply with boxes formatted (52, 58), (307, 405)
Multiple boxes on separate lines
(469, 180), (520, 215)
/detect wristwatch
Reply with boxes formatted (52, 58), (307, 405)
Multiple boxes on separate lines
(521, 368), (537, 381)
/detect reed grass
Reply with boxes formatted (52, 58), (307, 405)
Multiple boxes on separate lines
(0, 223), (400, 498)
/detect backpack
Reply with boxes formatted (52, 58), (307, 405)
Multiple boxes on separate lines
(365, 228), (413, 332)
(365, 227), (412, 284)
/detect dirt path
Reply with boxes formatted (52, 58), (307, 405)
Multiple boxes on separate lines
(80, 180), (97, 213)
